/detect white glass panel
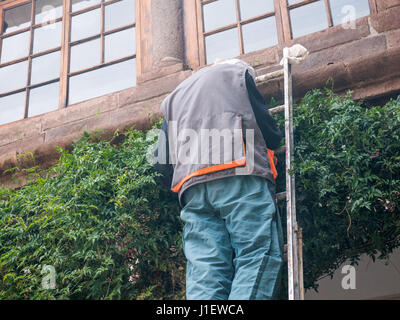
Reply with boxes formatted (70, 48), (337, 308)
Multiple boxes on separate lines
(69, 59), (136, 104)
(203, 0), (237, 32)
(239, 0), (275, 20)
(33, 21), (62, 53)
(70, 39), (101, 72)
(205, 28), (240, 64)
(71, 0), (101, 12)
(330, 0), (370, 26)
(105, 28), (136, 62)
(0, 92), (26, 125)
(4, 3), (32, 34)
(31, 51), (61, 84)
(0, 32), (30, 63)
(242, 17), (278, 53)
(287, 0), (303, 5)
(71, 8), (101, 42)
(0, 61), (28, 94)
(35, 0), (63, 25)
(105, 0), (136, 31)
(29, 82), (59, 117)
(290, 1), (328, 38)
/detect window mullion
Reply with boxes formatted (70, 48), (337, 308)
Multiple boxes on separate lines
(235, 0), (244, 55)
(25, 0), (35, 118)
(197, 0), (206, 66)
(279, 0), (292, 41)
(59, 0), (70, 109)
(324, 0), (333, 27)
(101, 1), (105, 64)
(0, 7), (3, 57)
(273, 0), (285, 45)
(368, 0), (378, 14)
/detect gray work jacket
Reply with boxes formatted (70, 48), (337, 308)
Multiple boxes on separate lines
(154, 61), (281, 203)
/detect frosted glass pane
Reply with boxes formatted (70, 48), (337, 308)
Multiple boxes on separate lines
(4, 3), (32, 34)
(105, 28), (136, 62)
(31, 51), (61, 84)
(0, 31), (30, 63)
(239, 0), (275, 20)
(290, 1), (328, 38)
(70, 39), (101, 72)
(35, 0), (63, 25)
(205, 28), (240, 64)
(71, 8), (100, 42)
(69, 59), (136, 104)
(203, 0), (236, 32)
(288, 0), (303, 5)
(0, 92), (26, 125)
(0, 61), (28, 94)
(33, 21), (62, 53)
(330, 0), (370, 26)
(29, 82), (59, 117)
(105, 0), (136, 31)
(71, 0), (101, 12)
(242, 17), (278, 53)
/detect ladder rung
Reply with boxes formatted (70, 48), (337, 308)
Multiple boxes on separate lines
(276, 191), (287, 202)
(255, 69), (284, 84)
(269, 104), (284, 115)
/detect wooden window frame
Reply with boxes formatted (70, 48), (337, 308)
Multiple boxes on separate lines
(0, 0), (138, 121)
(279, 0), (378, 42)
(187, 0), (379, 68)
(63, 0), (136, 107)
(195, 0), (285, 65)
(0, 0), (63, 118)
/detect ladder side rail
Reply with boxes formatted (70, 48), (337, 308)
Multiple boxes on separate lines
(298, 228), (304, 300)
(283, 53), (300, 301)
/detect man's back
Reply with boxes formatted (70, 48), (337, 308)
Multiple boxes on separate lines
(159, 61), (279, 199)
(153, 59), (284, 300)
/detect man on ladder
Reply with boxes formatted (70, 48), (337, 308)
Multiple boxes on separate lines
(153, 45), (307, 300)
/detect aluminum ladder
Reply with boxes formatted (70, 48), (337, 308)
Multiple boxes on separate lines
(255, 47), (307, 300)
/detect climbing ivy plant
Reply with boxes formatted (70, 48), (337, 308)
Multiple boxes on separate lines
(0, 129), (184, 299)
(0, 88), (399, 299)
(275, 89), (400, 291)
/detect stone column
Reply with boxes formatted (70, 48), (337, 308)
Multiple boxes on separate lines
(150, 0), (184, 66)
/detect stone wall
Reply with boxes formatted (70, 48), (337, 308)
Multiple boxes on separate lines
(1, 1), (400, 189)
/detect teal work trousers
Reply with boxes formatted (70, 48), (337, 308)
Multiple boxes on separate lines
(180, 175), (284, 300)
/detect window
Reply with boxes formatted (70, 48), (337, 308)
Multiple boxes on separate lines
(196, 0), (375, 65)
(0, 0), (137, 126)
(286, 0), (371, 39)
(199, 0), (281, 64)
(68, 0), (136, 104)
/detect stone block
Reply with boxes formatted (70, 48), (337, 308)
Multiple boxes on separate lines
(293, 35), (387, 73)
(0, 117), (41, 147)
(41, 93), (118, 131)
(370, 6), (400, 33)
(117, 70), (192, 107)
(387, 29), (400, 48)
(283, 17), (370, 55)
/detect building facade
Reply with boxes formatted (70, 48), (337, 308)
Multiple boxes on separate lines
(0, 0), (400, 299)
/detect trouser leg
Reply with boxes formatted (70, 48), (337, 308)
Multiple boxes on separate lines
(207, 176), (284, 300)
(180, 183), (234, 300)
(229, 207), (283, 300)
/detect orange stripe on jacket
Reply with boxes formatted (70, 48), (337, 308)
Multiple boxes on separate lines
(267, 149), (278, 182)
(171, 139), (278, 193)
(171, 158), (246, 193)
